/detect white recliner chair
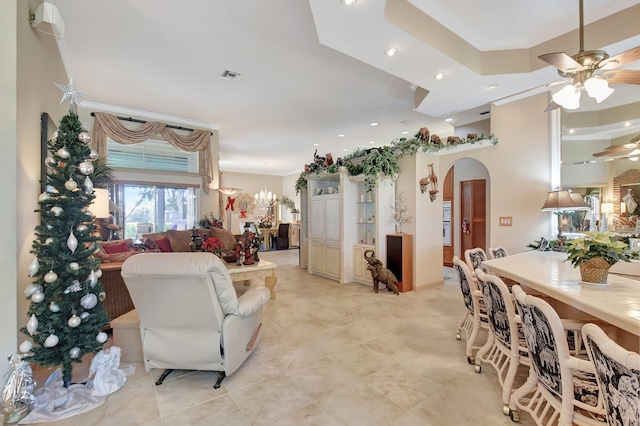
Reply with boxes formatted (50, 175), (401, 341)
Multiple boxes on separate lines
(121, 252), (271, 388)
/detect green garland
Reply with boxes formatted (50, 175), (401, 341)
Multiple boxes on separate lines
(294, 130), (499, 194)
(280, 195), (296, 210)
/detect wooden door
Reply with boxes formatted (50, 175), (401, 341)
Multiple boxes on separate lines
(442, 167), (454, 266)
(460, 180), (486, 256)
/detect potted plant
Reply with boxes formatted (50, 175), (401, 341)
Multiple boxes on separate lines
(565, 231), (631, 284)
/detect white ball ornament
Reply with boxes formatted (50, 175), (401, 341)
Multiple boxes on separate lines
(69, 262), (80, 271)
(49, 302), (60, 312)
(26, 314), (38, 335)
(69, 347), (81, 358)
(89, 149), (99, 161)
(78, 161), (94, 175)
(64, 179), (78, 191)
(67, 229), (78, 253)
(78, 132), (92, 144)
(51, 206), (63, 216)
(19, 340), (33, 353)
(38, 192), (51, 202)
(80, 293), (98, 309)
(44, 334), (59, 348)
(52, 130), (58, 141)
(96, 332), (108, 343)
(57, 147), (70, 159)
(44, 156), (56, 167)
(84, 176), (94, 193)
(95, 268), (102, 278)
(68, 315), (81, 328)
(44, 270), (58, 283)
(31, 291), (44, 303)
(28, 257), (40, 277)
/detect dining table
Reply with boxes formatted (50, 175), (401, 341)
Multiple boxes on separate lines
(482, 250), (640, 351)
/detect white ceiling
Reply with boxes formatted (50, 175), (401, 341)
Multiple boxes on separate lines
(49, 0), (640, 176)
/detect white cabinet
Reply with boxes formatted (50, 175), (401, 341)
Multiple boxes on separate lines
(353, 244), (373, 284)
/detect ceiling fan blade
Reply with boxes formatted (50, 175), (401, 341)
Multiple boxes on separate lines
(605, 70), (640, 85)
(538, 52), (582, 73)
(600, 46), (640, 70)
(544, 101), (561, 112)
(593, 143), (640, 157)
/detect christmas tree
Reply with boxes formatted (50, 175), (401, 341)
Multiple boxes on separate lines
(20, 79), (109, 387)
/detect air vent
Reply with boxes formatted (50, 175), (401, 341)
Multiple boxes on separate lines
(479, 111), (490, 115)
(221, 70), (242, 81)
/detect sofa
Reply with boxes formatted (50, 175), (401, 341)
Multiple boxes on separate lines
(94, 227), (238, 263)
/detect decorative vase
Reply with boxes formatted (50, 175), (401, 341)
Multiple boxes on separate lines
(579, 257), (611, 284)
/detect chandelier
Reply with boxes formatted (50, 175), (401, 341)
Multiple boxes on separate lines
(255, 188), (277, 211)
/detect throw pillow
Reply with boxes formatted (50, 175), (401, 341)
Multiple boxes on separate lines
(103, 240), (130, 254)
(144, 238), (159, 250)
(155, 237), (173, 252)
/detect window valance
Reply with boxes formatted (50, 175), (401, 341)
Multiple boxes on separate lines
(91, 112), (213, 193)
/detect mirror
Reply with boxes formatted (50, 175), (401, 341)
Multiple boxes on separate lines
(40, 112), (57, 193)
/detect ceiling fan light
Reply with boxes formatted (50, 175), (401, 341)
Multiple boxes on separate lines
(584, 77), (614, 103)
(553, 84), (580, 110)
(629, 157), (638, 162)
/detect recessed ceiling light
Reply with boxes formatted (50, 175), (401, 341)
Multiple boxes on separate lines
(313, 143), (319, 146)
(569, 129), (575, 134)
(341, 0), (357, 4)
(342, 148), (348, 151)
(487, 83), (498, 89)
(338, 134), (345, 137)
(369, 141), (375, 144)
(435, 72), (446, 80)
(625, 122), (631, 127)
(384, 47), (398, 57)
(444, 118), (453, 122)
(370, 122), (378, 126)
(402, 131), (409, 135)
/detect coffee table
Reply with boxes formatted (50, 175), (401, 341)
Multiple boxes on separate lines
(225, 260), (278, 299)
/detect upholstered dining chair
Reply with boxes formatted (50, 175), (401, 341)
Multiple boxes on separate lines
(488, 246), (508, 260)
(464, 247), (489, 282)
(509, 285), (605, 425)
(276, 223), (290, 250)
(583, 323), (640, 426)
(121, 252), (271, 389)
(474, 269), (530, 416)
(452, 256), (488, 365)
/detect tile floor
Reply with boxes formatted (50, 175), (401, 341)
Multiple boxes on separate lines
(32, 250), (535, 425)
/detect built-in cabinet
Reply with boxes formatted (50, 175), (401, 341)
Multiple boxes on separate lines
(306, 169), (395, 285)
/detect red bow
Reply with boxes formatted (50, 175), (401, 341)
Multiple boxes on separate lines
(240, 210), (247, 218)
(226, 197), (235, 211)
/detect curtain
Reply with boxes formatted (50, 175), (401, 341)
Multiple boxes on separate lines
(92, 112), (213, 193)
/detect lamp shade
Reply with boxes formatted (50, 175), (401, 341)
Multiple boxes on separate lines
(584, 77), (614, 103)
(218, 187), (241, 196)
(541, 189), (589, 211)
(600, 202), (614, 214)
(89, 188), (110, 218)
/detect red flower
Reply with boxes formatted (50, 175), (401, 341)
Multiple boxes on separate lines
(202, 237), (223, 251)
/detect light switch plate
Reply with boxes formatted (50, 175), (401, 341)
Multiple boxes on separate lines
(499, 216), (512, 226)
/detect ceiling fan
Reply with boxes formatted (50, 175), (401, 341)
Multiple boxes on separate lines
(592, 134), (640, 160)
(538, 0), (640, 111)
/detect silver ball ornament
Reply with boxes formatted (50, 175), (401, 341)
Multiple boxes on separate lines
(69, 347), (81, 358)
(57, 148), (70, 159)
(76, 223), (88, 233)
(80, 293), (98, 309)
(78, 132), (92, 144)
(80, 312), (90, 319)
(51, 130), (58, 141)
(44, 270), (58, 283)
(44, 156), (56, 167)
(84, 176), (94, 193)
(49, 302), (60, 312)
(64, 179), (78, 191)
(51, 206), (63, 216)
(78, 161), (94, 175)
(96, 332), (108, 343)
(24, 284), (42, 297)
(44, 334), (59, 348)
(68, 315), (81, 328)
(38, 192), (51, 202)
(31, 291), (44, 303)
(89, 149), (99, 160)
(69, 262), (80, 271)
(19, 340), (33, 353)
(28, 257), (40, 277)
(26, 315), (38, 335)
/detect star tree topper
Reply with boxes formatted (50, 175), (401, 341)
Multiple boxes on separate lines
(54, 77), (86, 114)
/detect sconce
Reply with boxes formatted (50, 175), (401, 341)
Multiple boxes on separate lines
(419, 178), (428, 194)
(424, 163), (438, 202)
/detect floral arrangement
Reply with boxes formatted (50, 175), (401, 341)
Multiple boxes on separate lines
(280, 195), (296, 211)
(257, 215), (273, 229)
(202, 236), (223, 256)
(565, 231), (631, 268)
(199, 212), (222, 229)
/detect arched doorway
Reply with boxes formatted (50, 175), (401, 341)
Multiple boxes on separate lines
(443, 158), (491, 266)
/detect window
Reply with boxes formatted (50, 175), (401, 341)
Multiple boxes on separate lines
(113, 183), (198, 240)
(107, 138), (198, 173)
